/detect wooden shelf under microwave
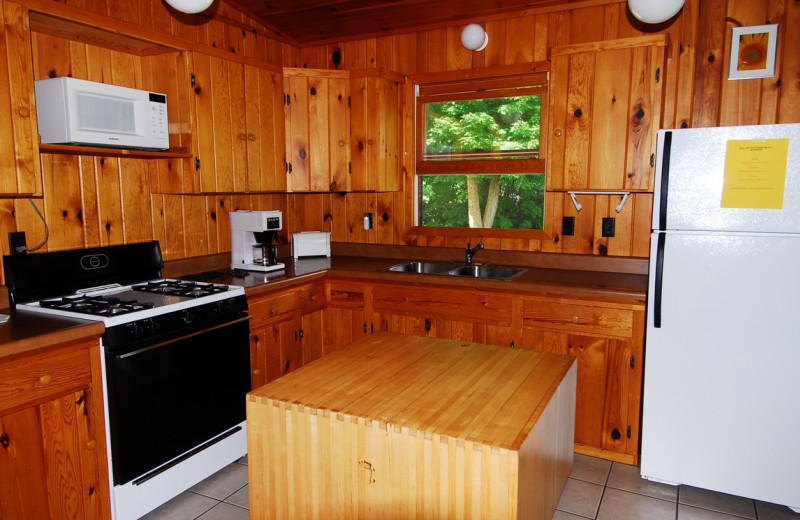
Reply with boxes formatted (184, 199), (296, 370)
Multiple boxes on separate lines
(38, 143), (192, 159)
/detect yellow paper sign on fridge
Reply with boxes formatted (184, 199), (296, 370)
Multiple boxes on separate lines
(721, 138), (789, 209)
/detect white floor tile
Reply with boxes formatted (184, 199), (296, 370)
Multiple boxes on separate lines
(188, 462), (249, 501)
(596, 487), (677, 520)
(607, 461), (679, 502)
(680, 485), (756, 519)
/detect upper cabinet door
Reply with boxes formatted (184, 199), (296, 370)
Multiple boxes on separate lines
(244, 64), (286, 193)
(284, 68), (350, 193)
(0, 1), (41, 196)
(350, 69), (404, 192)
(191, 53), (285, 194)
(547, 35), (667, 192)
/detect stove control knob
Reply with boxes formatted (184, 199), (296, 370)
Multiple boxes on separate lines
(141, 318), (158, 335)
(181, 309), (195, 325)
(126, 322), (143, 340)
(215, 299), (233, 314)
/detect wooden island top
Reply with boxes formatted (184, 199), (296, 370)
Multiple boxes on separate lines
(247, 332), (577, 519)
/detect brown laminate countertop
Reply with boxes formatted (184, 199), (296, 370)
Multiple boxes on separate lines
(218, 255), (648, 303)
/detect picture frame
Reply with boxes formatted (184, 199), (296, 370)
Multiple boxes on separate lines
(728, 24), (778, 80)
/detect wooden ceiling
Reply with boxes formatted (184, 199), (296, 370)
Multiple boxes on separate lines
(228, 0), (586, 46)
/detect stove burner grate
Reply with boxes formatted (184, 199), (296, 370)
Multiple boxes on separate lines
(132, 280), (230, 298)
(40, 295), (156, 317)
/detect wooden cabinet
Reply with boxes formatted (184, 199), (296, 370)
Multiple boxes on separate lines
(547, 35), (667, 191)
(0, 339), (110, 520)
(0, 1), (41, 196)
(371, 282), (514, 348)
(323, 280), (372, 353)
(192, 53), (286, 193)
(283, 68), (350, 192)
(349, 69), (404, 192)
(248, 281), (326, 388)
(515, 296), (645, 464)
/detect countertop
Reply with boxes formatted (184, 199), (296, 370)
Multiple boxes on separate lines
(0, 310), (104, 361)
(200, 255), (648, 303)
(1, 252), (647, 361)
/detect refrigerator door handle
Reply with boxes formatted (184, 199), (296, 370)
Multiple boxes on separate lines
(657, 131), (672, 231)
(653, 233), (665, 328)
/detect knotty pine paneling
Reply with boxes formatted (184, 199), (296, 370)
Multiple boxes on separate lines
(1, 0), (799, 280)
(288, 0), (800, 257)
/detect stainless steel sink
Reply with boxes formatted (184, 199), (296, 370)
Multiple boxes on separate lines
(386, 261), (529, 280)
(387, 261), (458, 274)
(448, 264), (529, 280)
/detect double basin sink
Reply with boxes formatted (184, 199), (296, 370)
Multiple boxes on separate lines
(387, 261), (529, 280)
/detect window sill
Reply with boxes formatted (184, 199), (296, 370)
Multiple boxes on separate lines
(408, 226), (551, 240)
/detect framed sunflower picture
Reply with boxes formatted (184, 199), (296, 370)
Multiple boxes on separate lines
(728, 24), (778, 80)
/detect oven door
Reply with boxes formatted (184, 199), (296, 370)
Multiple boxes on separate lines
(104, 316), (251, 485)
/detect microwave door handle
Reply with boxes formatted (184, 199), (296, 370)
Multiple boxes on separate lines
(115, 315), (251, 359)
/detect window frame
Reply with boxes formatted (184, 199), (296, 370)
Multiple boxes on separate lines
(410, 64), (551, 239)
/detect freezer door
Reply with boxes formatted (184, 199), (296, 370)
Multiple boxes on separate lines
(652, 123), (800, 233)
(641, 231), (800, 510)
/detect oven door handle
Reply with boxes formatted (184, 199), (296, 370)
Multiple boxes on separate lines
(115, 315), (252, 359)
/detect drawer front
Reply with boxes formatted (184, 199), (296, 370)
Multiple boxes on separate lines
(0, 346), (92, 413)
(522, 300), (633, 339)
(327, 282), (365, 309)
(249, 291), (296, 329)
(372, 284), (512, 326)
(298, 283), (326, 314)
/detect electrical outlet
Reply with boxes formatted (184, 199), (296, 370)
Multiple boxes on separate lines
(8, 231), (27, 255)
(602, 217), (615, 237)
(562, 216), (575, 236)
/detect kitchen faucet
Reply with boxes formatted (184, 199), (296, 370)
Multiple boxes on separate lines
(465, 242), (484, 264)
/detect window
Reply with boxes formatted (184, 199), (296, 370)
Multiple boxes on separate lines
(415, 70), (548, 234)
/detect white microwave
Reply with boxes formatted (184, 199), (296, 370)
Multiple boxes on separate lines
(34, 77), (169, 150)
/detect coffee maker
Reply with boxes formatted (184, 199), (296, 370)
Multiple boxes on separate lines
(229, 210), (285, 272)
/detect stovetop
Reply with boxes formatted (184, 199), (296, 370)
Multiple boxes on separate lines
(3, 242), (250, 331)
(17, 279), (246, 328)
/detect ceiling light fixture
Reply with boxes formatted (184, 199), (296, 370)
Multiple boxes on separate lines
(164, 0), (214, 14)
(627, 0), (685, 24)
(461, 23), (489, 51)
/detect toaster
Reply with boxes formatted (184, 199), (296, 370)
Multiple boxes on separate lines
(292, 231), (331, 258)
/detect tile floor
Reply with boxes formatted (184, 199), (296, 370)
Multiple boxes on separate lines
(141, 453), (800, 520)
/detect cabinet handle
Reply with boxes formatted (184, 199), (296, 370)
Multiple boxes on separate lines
(237, 133), (247, 141)
(611, 428), (621, 440)
(299, 328), (304, 339)
(86, 439), (96, 450)
(18, 107), (30, 117)
(554, 129), (563, 137)
(253, 369), (261, 376)
(571, 315), (580, 324)
(39, 374), (52, 385)
(248, 133), (256, 141)
(363, 323), (367, 334)
(0, 433), (8, 449)
(284, 360), (291, 371)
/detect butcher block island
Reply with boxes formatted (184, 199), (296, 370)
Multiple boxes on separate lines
(247, 332), (577, 519)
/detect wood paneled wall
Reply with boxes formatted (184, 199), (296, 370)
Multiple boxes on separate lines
(1, 0), (798, 271)
(286, 0), (800, 257)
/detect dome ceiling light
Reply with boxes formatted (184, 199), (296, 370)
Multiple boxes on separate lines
(461, 23), (489, 51)
(627, 0), (686, 24)
(164, 0), (214, 14)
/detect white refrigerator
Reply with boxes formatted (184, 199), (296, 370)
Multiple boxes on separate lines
(640, 123), (800, 512)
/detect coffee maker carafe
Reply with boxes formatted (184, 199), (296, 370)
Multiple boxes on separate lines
(229, 210), (285, 272)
